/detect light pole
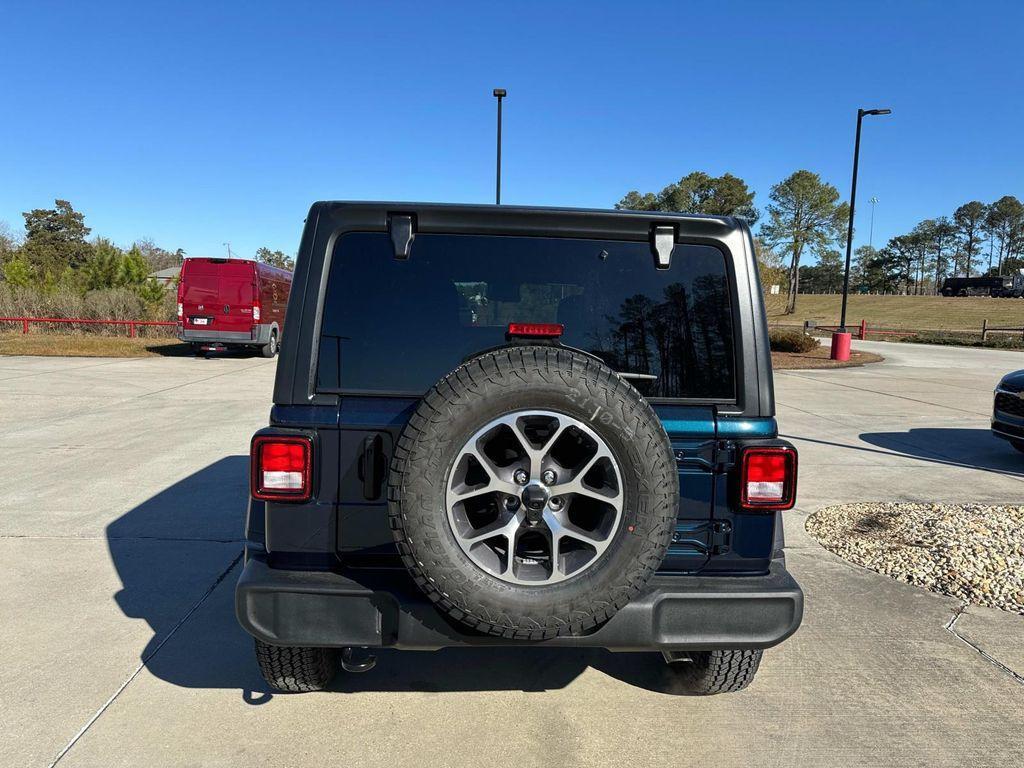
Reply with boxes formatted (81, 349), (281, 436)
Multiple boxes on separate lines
(223, 242), (233, 259)
(868, 196), (879, 248)
(493, 88), (506, 204)
(838, 108), (891, 338)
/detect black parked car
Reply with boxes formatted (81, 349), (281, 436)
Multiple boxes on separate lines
(993, 370), (1024, 452)
(235, 202), (803, 695)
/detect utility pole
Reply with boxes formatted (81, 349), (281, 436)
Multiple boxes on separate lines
(838, 108), (891, 334)
(223, 242), (233, 259)
(493, 88), (506, 204)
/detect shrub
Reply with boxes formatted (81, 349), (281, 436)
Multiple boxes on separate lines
(903, 331), (1024, 349)
(769, 328), (820, 353)
(0, 283), (175, 334)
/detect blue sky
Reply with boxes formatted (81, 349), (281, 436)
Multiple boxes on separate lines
(1, 1), (1021, 262)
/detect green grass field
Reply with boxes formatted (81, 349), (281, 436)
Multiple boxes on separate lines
(765, 294), (1024, 332)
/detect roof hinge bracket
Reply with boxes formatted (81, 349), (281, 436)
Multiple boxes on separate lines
(713, 441), (737, 472)
(650, 224), (675, 270)
(388, 213), (416, 260)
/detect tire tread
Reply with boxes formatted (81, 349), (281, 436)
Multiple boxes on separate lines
(673, 649), (763, 694)
(253, 640), (337, 692)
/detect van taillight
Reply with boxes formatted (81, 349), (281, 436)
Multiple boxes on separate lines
(177, 302), (183, 318)
(253, 303), (261, 321)
(740, 447), (797, 511)
(251, 436), (312, 501)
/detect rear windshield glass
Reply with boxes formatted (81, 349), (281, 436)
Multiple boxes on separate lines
(317, 232), (735, 400)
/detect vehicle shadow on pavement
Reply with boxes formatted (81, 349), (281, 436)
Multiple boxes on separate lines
(858, 428), (1024, 477)
(330, 648), (698, 695)
(106, 456), (273, 701)
(106, 456), (708, 699)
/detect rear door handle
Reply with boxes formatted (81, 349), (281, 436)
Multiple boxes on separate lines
(359, 435), (384, 500)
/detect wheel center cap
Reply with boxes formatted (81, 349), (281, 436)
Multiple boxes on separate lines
(521, 481), (550, 517)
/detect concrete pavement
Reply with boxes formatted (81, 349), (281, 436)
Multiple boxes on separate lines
(1, 343), (1022, 767)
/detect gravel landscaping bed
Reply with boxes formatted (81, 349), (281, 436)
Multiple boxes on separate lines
(806, 503), (1024, 615)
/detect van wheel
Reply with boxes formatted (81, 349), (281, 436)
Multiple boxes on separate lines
(261, 331), (278, 358)
(254, 640), (337, 692)
(665, 649), (763, 694)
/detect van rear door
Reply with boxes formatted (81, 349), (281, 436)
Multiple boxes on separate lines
(181, 259), (256, 333)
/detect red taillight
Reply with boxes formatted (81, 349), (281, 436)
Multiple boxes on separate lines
(740, 447), (797, 511)
(507, 322), (563, 338)
(252, 302), (261, 322)
(251, 436), (312, 501)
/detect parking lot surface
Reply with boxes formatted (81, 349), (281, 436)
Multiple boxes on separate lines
(2, 342), (1022, 767)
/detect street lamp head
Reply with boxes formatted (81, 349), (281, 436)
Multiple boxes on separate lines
(863, 108), (892, 116)
(493, 88), (506, 98)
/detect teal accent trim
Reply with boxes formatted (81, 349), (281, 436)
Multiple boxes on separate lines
(717, 417), (777, 439)
(660, 419), (716, 437)
(654, 405), (715, 438)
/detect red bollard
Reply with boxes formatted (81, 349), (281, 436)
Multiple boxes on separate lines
(830, 331), (851, 361)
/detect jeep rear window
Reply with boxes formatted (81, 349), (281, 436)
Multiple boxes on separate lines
(317, 232), (735, 400)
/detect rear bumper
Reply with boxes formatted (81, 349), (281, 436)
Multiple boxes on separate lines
(235, 555), (804, 651)
(992, 390), (1024, 442)
(992, 417), (1024, 443)
(179, 324), (274, 345)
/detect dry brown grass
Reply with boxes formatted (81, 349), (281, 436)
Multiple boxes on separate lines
(771, 346), (884, 370)
(765, 293), (1024, 332)
(0, 333), (190, 358)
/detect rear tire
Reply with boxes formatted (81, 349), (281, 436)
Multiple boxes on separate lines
(253, 640), (337, 692)
(388, 346), (678, 640)
(667, 649), (763, 694)
(261, 331), (278, 358)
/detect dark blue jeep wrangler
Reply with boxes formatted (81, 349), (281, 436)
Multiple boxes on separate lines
(236, 202), (803, 694)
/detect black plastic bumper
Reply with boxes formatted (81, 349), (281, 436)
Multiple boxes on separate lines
(235, 556), (803, 652)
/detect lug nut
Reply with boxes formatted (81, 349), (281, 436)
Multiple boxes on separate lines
(513, 469), (529, 485)
(541, 469), (557, 485)
(549, 496), (564, 511)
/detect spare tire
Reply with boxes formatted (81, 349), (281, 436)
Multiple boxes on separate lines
(388, 346), (678, 640)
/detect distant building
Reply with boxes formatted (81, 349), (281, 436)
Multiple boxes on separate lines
(149, 266), (181, 286)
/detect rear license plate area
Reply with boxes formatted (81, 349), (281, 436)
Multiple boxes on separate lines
(191, 317), (210, 326)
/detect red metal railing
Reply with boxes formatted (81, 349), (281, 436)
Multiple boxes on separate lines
(0, 316), (177, 338)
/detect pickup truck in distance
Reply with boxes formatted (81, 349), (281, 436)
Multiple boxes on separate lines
(177, 257), (292, 357)
(236, 202), (803, 694)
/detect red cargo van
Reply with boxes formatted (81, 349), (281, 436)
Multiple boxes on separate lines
(177, 258), (292, 357)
